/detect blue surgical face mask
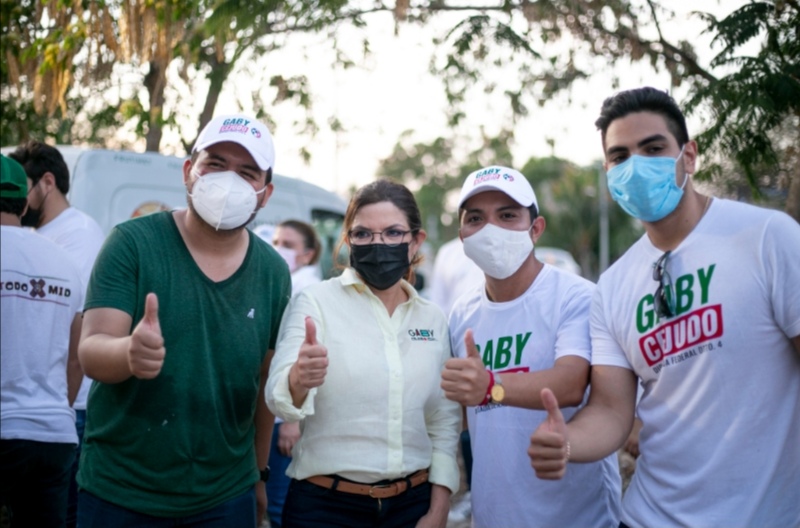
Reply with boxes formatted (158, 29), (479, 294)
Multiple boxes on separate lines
(607, 147), (687, 222)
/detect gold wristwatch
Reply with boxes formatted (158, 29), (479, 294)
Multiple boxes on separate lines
(490, 373), (505, 403)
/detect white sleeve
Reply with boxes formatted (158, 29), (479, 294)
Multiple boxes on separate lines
(763, 211), (800, 339)
(590, 285), (634, 369)
(265, 290), (322, 421)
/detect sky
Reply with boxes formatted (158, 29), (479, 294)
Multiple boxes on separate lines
(194, 1), (737, 196)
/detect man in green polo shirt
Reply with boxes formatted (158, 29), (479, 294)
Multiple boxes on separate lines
(77, 114), (291, 527)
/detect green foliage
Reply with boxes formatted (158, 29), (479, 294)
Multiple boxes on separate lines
(377, 129), (515, 248)
(521, 157), (641, 279)
(685, 1), (800, 209)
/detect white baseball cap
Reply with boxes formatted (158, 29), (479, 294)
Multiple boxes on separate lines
(193, 114), (275, 171)
(458, 165), (538, 209)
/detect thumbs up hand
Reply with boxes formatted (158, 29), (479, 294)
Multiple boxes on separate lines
(528, 388), (570, 480)
(289, 317), (328, 397)
(441, 329), (492, 406)
(129, 293), (166, 379)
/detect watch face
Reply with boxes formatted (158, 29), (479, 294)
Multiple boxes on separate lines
(490, 384), (505, 403)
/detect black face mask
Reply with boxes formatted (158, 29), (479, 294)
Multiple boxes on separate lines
(20, 204), (43, 227)
(350, 243), (410, 291)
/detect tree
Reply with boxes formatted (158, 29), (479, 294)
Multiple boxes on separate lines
(377, 128), (514, 249)
(685, 0), (800, 221)
(3, 0), (717, 152)
(520, 157), (641, 279)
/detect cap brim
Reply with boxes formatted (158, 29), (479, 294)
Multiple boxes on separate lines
(458, 183), (535, 209)
(193, 138), (272, 171)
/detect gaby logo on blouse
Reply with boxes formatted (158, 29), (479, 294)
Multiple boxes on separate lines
(408, 328), (436, 341)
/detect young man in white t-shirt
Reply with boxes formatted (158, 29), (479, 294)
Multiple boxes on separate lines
(10, 141), (106, 528)
(441, 166), (621, 528)
(0, 154), (84, 527)
(528, 87), (800, 527)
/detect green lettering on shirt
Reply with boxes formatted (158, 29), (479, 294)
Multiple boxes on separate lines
(495, 336), (513, 369)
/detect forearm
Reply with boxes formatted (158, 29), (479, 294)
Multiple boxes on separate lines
(288, 365), (310, 408)
(501, 364), (588, 410)
(67, 314), (84, 406)
(499, 355), (589, 410)
(255, 355), (275, 471)
(428, 484), (451, 517)
(78, 333), (133, 384)
(565, 366), (637, 462)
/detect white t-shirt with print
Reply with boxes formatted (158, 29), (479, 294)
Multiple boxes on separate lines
(37, 206), (105, 410)
(450, 264), (621, 528)
(592, 198), (800, 527)
(1, 226), (83, 444)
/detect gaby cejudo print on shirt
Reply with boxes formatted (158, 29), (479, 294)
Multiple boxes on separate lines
(636, 263), (723, 374)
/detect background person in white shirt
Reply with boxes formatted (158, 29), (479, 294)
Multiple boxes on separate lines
(0, 154), (84, 527)
(9, 141), (106, 528)
(265, 219), (323, 528)
(428, 238), (482, 523)
(272, 219), (323, 297)
(441, 166), (621, 528)
(266, 179), (460, 528)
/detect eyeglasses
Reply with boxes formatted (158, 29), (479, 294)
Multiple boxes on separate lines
(652, 250), (675, 319)
(348, 227), (411, 247)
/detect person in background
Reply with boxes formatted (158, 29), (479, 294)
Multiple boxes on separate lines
(9, 141), (106, 528)
(76, 114), (291, 527)
(528, 87), (800, 527)
(273, 219), (323, 297)
(265, 219), (323, 528)
(428, 238), (483, 523)
(1, 154), (84, 527)
(267, 179), (460, 528)
(441, 165), (621, 527)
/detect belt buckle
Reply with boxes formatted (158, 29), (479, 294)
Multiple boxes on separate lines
(368, 483), (393, 498)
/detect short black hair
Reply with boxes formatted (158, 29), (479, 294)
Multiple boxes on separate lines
(595, 87), (689, 147)
(0, 186), (27, 216)
(9, 141), (70, 194)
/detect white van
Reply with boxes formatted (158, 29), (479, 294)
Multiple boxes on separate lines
(2, 146), (348, 277)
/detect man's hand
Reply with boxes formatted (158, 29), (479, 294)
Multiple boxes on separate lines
(128, 293), (166, 379)
(441, 329), (491, 406)
(289, 317), (328, 394)
(278, 421), (302, 457)
(624, 417), (643, 458)
(528, 388), (569, 480)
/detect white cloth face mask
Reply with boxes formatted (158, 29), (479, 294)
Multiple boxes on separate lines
(274, 245), (298, 272)
(189, 170), (265, 230)
(462, 222), (534, 279)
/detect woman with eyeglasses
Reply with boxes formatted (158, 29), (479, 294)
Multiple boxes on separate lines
(266, 180), (460, 528)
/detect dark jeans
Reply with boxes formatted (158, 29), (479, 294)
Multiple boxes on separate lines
(77, 488), (256, 528)
(282, 478), (431, 528)
(0, 439), (76, 528)
(66, 409), (86, 528)
(266, 422), (293, 528)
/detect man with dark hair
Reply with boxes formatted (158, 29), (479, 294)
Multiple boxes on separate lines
(1, 154), (84, 527)
(442, 166), (621, 527)
(10, 140), (105, 528)
(529, 87), (800, 527)
(76, 114), (291, 527)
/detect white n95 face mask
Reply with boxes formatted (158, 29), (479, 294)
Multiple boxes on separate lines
(462, 222), (533, 279)
(189, 170), (266, 230)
